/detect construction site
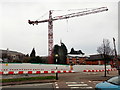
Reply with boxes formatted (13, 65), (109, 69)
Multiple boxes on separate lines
(1, 1), (120, 90)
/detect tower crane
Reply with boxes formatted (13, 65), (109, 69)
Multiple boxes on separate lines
(28, 7), (108, 64)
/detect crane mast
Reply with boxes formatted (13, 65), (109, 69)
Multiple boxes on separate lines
(28, 7), (108, 64)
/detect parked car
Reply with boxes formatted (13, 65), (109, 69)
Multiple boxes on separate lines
(95, 76), (120, 90)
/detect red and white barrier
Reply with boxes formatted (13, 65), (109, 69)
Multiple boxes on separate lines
(0, 63), (75, 75)
(1, 63), (71, 71)
(0, 70), (74, 75)
(73, 65), (112, 72)
(0, 63), (117, 75)
(83, 68), (117, 72)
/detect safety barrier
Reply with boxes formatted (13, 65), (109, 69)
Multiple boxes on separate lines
(0, 63), (74, 75)
(83, 68), (117, 72)
(73, 65), (112, 72)
(0, 63), (116, 75)
(0, 70), (74, 75)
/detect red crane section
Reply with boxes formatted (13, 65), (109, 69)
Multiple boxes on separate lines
(28, 7), (108, 64)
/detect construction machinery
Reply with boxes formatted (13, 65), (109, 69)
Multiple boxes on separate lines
(28, 7), (108, 64)
(113, 38), (120, 75)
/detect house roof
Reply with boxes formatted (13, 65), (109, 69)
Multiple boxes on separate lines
(67, 54), (89, 58)
(0, 49), (24, 55)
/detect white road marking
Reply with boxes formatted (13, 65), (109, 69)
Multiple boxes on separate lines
(68, 84), (88, 87)
(70, 87), (80, 89)
(79, 87), (93, 89)
(71, 86), (93, 89)
(56, 86), (59, 88)
(66, 82), (85, 84)
(81, 82), (84, 83)
(54, 82), (59, 88)
(66, 81), (93, 89)
(66, 82), (78, 84)
(55, 83), (58, 86)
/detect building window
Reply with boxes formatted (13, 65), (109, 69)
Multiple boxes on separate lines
(69, 60), (72, 63)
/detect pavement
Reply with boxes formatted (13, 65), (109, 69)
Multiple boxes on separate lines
(1, 70), (118, 89)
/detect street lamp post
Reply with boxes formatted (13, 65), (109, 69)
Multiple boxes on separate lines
(103, 40), (107, 77)
(55, 54), (58, 80)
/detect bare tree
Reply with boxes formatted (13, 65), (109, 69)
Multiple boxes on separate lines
(97, 39), (113, 56)
(97, 39), (113, 77)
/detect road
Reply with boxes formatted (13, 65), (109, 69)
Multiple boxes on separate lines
(2, 70), (118, 90)
(2, 83), (54, 90)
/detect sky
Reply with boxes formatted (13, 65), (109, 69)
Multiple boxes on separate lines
(0, 0), (119, 56)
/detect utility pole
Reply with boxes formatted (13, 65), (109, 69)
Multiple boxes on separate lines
(113, 38), (120, 75)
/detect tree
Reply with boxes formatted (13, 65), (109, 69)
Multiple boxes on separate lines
(28, 56), (45, 63)
(97, 39), (113, 77)
(22, 57), (31, 63)
(53, 44), (60, 64)
(59, 42), (68, 64)
(30, 48), (36, 57)
(69, 48), (85, 55)
(53, 42), (68, 64)
(70, 48), (75, 54)
(97, 39), (113, 56)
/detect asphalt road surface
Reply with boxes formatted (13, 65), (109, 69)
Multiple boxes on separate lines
(2, 83), (54, 90)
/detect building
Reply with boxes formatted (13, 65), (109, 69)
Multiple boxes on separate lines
(0, 49), (25, 62)
(66, 53), (120, 66)
(85, 54), (113, 65)
(66, 54), (88, 65)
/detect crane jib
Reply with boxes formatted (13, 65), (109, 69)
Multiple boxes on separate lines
(28, 7), (108, 25)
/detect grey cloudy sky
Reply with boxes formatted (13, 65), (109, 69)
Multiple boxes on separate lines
(0, 0), (119, 56)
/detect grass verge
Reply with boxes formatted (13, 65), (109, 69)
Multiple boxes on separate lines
(1, 76), (56, 83)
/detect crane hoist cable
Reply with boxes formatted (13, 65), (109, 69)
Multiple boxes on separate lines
(36, 12), (48, 21)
